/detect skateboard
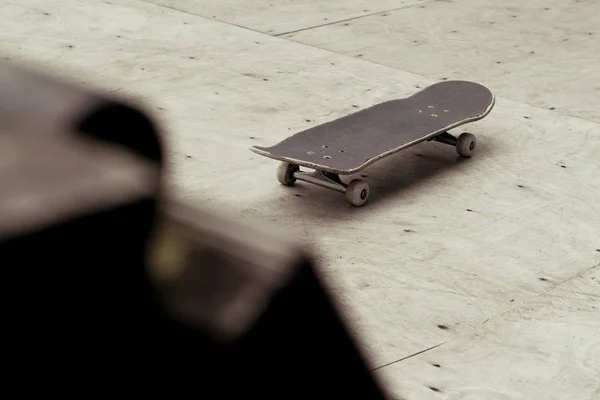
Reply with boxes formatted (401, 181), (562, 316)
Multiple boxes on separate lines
(250, 80), (495, 207)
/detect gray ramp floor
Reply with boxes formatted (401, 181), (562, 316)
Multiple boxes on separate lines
(279, 0), (600, 123)
(2, 0), (599, 399)
(146, 0), (427, 35)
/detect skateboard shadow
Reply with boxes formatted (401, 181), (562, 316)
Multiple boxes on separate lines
(268, 134), (498, 220)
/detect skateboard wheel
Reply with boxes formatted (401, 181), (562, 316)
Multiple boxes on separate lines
(346, 179), (370, 207)
(276, 162), (299, 186)
(456, 132), (476, 157)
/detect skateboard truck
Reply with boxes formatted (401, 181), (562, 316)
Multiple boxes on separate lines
(274, 130), (476, 207)
(431, 131), (477, 156)
(276, 163), (370, 207)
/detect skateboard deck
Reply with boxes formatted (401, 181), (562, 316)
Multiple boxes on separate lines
(250, 80), (495, 206)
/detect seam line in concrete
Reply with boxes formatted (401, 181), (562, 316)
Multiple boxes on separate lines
(139, 0), (278, 38)
(371, 263), (599, 372)
(530, 262), (600, 300)
(274, 1), (434, 37)
(370, 341), (446, 372)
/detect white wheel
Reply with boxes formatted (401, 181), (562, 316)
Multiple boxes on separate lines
(456, 132), (476, 157)
(346, 179), (370, 207)
(276, 162), (299, 185)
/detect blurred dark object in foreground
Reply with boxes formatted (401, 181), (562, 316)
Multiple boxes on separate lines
(0, 61), (388, 397)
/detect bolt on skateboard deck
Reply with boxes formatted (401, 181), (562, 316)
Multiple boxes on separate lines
(250, 80), (495, 206)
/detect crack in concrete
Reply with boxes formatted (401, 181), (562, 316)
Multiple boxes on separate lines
(275, 1), (435, 37)
(370, 341), (446, 371)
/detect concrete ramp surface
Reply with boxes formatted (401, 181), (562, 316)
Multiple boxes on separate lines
(2, 0), (598, 398)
